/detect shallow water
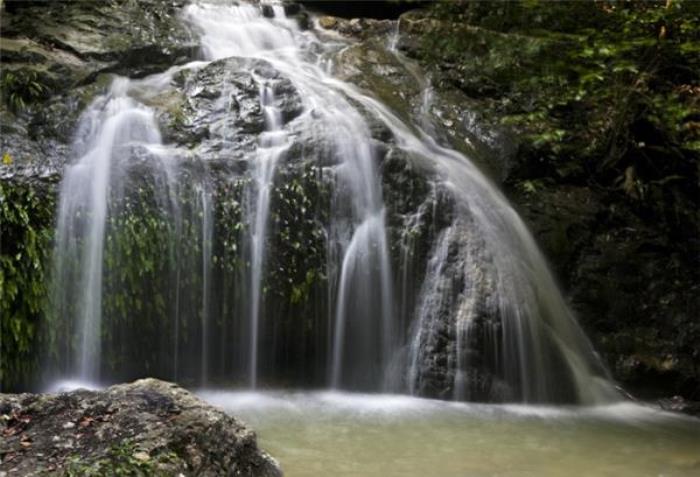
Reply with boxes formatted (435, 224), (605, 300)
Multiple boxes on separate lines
(199, 391), (700, 477)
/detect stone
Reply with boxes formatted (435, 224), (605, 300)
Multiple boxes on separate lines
(318, 16), (338, 29)
(0, 0), (197, 85)
(0, 0), (198, 176)
(658, 396), (700, 417)
(0, 379), (281, 476)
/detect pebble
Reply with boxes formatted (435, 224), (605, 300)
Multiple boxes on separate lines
(133, 451), (150, 462)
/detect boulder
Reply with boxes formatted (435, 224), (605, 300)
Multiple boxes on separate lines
(0, 379), (281, 476)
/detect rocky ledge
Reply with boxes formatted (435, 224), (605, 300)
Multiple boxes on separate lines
(0, 379), (281, 476)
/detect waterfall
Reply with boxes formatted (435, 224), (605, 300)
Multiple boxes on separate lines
(342, 89), (618, 402)
(51, 70), (215, 386)
(199, 182), (213, 386)
(48, 0), (618, 404)
(52, 79), (163, 382)
(185, 2), (396, 390)
(248, 82), (287, 388)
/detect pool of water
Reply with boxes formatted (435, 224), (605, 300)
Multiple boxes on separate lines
(199, 391), (700, 477)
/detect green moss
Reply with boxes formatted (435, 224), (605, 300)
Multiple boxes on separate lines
(98, 172), (211, 376)
(213, 176), (247, 274)
(0, 67), (49, 112)
(337, 41), (420, 124)
(63, 439), (181, 476)
(101, 187), (172, 373)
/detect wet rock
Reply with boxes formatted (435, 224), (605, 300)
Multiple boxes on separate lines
(1, 0), (197, 82)
(0, 0), (198, 175)
(0, 104), (74, 180)
(283, 3), (301, 17)
(318, 16), (338, 30)
(315, 15), (395, 40)
(658, 396), (700, 417)
(146, 57), (303, 164)
(295, 11), (313, 31)
(0, 379), (281, 476)
(333, 38), (517, 183)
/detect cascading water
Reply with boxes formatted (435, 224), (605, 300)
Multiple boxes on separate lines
(52, 79), (163, 382)
(51, 69), (215, 387)
(198, 182), (213, 385)
(48, 0), (618, 404)
(184, 2), (396, 390)
(346, 88), (618, 402)
(247, 82), (288, 388)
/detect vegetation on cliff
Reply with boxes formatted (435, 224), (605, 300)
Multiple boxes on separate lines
(0, 180), (55, 390)
(411, 0), (698, 185)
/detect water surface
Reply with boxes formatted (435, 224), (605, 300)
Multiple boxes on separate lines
(200, 391), (700, 477)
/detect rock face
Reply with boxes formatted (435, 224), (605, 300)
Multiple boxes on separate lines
(1, 0), (195, 85)
(0, 379), (281, 476)
(0, 0), (197, 177)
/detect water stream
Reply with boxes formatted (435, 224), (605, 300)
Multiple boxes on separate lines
(185, 2), (397, 391)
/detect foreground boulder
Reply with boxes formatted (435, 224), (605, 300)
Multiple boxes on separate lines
(0, 379), (281, 476)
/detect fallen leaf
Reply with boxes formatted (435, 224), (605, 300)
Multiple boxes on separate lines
(79, 417), (95, 428)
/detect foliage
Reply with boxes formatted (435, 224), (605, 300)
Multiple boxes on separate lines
(98, 170), (211, 379)
(0, 180), (55, 390)
(413, 0), (699, 260)
(213, 176), (247, 275)
(101, 184), (171, 375)
(420, 0), (699, 182)
(0, 68), (47, 112)
(412, 0), (699, 397)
